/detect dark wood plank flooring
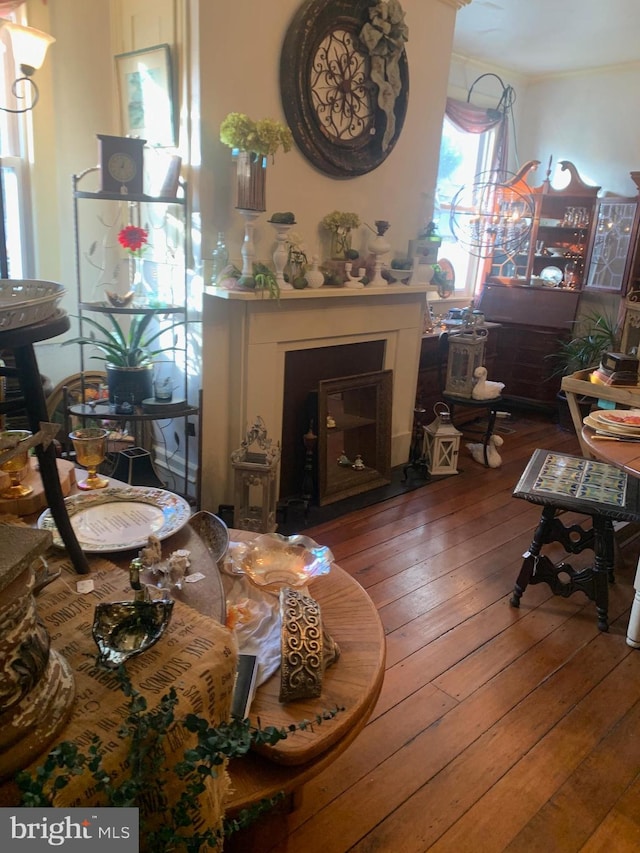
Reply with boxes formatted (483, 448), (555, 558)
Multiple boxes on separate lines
(241, 413), (640, 852)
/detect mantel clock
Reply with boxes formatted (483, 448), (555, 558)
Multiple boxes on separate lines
(97, 134), (146, 196)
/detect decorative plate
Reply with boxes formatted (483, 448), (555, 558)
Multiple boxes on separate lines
(38, 486), (191, 553)
(437, 258), (455, 290)
(540, 265), (563, 285)
(234, 532), (334, 594)
(188, 510), (230, 564)
(583, 414), (640, 438)
(595, 409), (640, 428)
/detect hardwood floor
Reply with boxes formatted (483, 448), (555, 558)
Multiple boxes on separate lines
(249, 413), (640, 852)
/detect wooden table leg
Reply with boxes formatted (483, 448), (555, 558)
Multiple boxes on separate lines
(627, 556), (640, 648)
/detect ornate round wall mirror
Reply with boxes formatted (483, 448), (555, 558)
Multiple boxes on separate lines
(280, 0), (409, 177)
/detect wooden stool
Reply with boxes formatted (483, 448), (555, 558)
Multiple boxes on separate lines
(509, 449), (640, 632)
(0, 312), (89, 574)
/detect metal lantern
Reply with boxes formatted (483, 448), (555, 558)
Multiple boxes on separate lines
(445, 328), (487, 398)
(423, 403), (462, 476)
(231, 417), (281, 533)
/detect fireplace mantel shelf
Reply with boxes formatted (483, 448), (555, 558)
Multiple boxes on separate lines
(207, 283), (435, 301)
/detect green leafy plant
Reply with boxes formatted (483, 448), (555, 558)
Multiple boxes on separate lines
(268, 211), (296, 224)
(64, 312), (182, 367)
(547, 311), (621, 378)
(391, 257), (412, 269)
(219, 113), (293, 159)
(253, 262), (280, 299)
(17, 667), (342, 853)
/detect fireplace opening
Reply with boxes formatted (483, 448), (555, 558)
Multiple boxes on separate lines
(280, 341), (385, 501)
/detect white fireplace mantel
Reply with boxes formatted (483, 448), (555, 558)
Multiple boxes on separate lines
(199, 284), (430, 514)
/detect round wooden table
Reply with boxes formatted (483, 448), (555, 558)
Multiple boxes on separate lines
(130, 526), (386, 813)
(222, 546), (386, 813)
(582, 425), (640, 648)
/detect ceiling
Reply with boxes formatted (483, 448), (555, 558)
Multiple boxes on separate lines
(453, 0), (640, 77)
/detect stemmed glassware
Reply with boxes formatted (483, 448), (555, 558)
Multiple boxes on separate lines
(69, 427), (109, 490)
(0, 430), (33, 499)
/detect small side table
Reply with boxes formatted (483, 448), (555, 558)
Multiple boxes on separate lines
(510, 449), (640, 632)
(442, 393), (506, 467)
(0, 312), (89, 574)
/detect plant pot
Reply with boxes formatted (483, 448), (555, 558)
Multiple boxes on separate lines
(106, 364), (154, 406)
(556, 390), (592, 432)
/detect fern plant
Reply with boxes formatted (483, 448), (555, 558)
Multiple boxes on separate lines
(547, 311), (621, 378)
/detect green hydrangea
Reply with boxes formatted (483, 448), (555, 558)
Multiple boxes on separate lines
(220, 112), (293, 157)
(320, 211), (362, 232)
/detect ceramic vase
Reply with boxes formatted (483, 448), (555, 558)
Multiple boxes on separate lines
(305, 257), (325, 289)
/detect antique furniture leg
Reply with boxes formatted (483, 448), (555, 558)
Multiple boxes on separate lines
(510, 506), (612, 631)
(12, 340), (90, 574)
(627, 556), (640, 648)
(510, 504), (557, 608)
(0, 313), (89, 575)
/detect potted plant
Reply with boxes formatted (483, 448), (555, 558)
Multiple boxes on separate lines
(219, 112), (292, 212)
(64, 311), (182, 405)
(547, 310), (621, 429)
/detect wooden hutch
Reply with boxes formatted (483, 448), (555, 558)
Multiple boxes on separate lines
(474, 159), (601, 409)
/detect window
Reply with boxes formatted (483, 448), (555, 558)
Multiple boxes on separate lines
(0, 11), (33, 279)
(435, 115), (497, 295)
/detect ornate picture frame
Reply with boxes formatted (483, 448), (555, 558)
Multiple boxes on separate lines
(280, 0), (409, 177)
(115, 43), (176, 147)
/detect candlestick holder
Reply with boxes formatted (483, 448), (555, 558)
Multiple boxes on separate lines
(271, 221), (293, 290)
(238, 209), (261, 286)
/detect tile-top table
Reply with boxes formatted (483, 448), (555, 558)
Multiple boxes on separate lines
(510, 449), (640, 632)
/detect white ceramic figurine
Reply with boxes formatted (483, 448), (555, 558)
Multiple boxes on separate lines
(467, 433), (504, 468)
(471, 366), (505, 400)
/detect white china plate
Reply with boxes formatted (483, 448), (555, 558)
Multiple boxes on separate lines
(594, 408), (640, 428)
(38, 486), (191, 553)
(540, 265), (563, 285)
(583, 414), (640, 437)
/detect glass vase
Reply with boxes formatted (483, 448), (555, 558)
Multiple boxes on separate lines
(131, 256), (153, 307)
(330, 229), (352, 260)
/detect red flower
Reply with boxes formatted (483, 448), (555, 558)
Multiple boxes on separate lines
(118, 225), (148, 254)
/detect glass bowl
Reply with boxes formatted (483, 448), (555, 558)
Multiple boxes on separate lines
(236, 533), (334, 593)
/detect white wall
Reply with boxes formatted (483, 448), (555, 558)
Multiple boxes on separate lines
(29, 0), (459, 387)
(519, 64), (640, 198)
(196, 0), (458, 280)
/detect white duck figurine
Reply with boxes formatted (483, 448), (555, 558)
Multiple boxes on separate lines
(467, 433), (504, 468)
(471, 366), (505, 400)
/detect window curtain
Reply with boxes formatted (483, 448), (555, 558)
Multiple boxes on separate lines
(445, 97), (509, 177)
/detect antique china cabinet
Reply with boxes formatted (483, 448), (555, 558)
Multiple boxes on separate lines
(477, 159), (601, 408)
